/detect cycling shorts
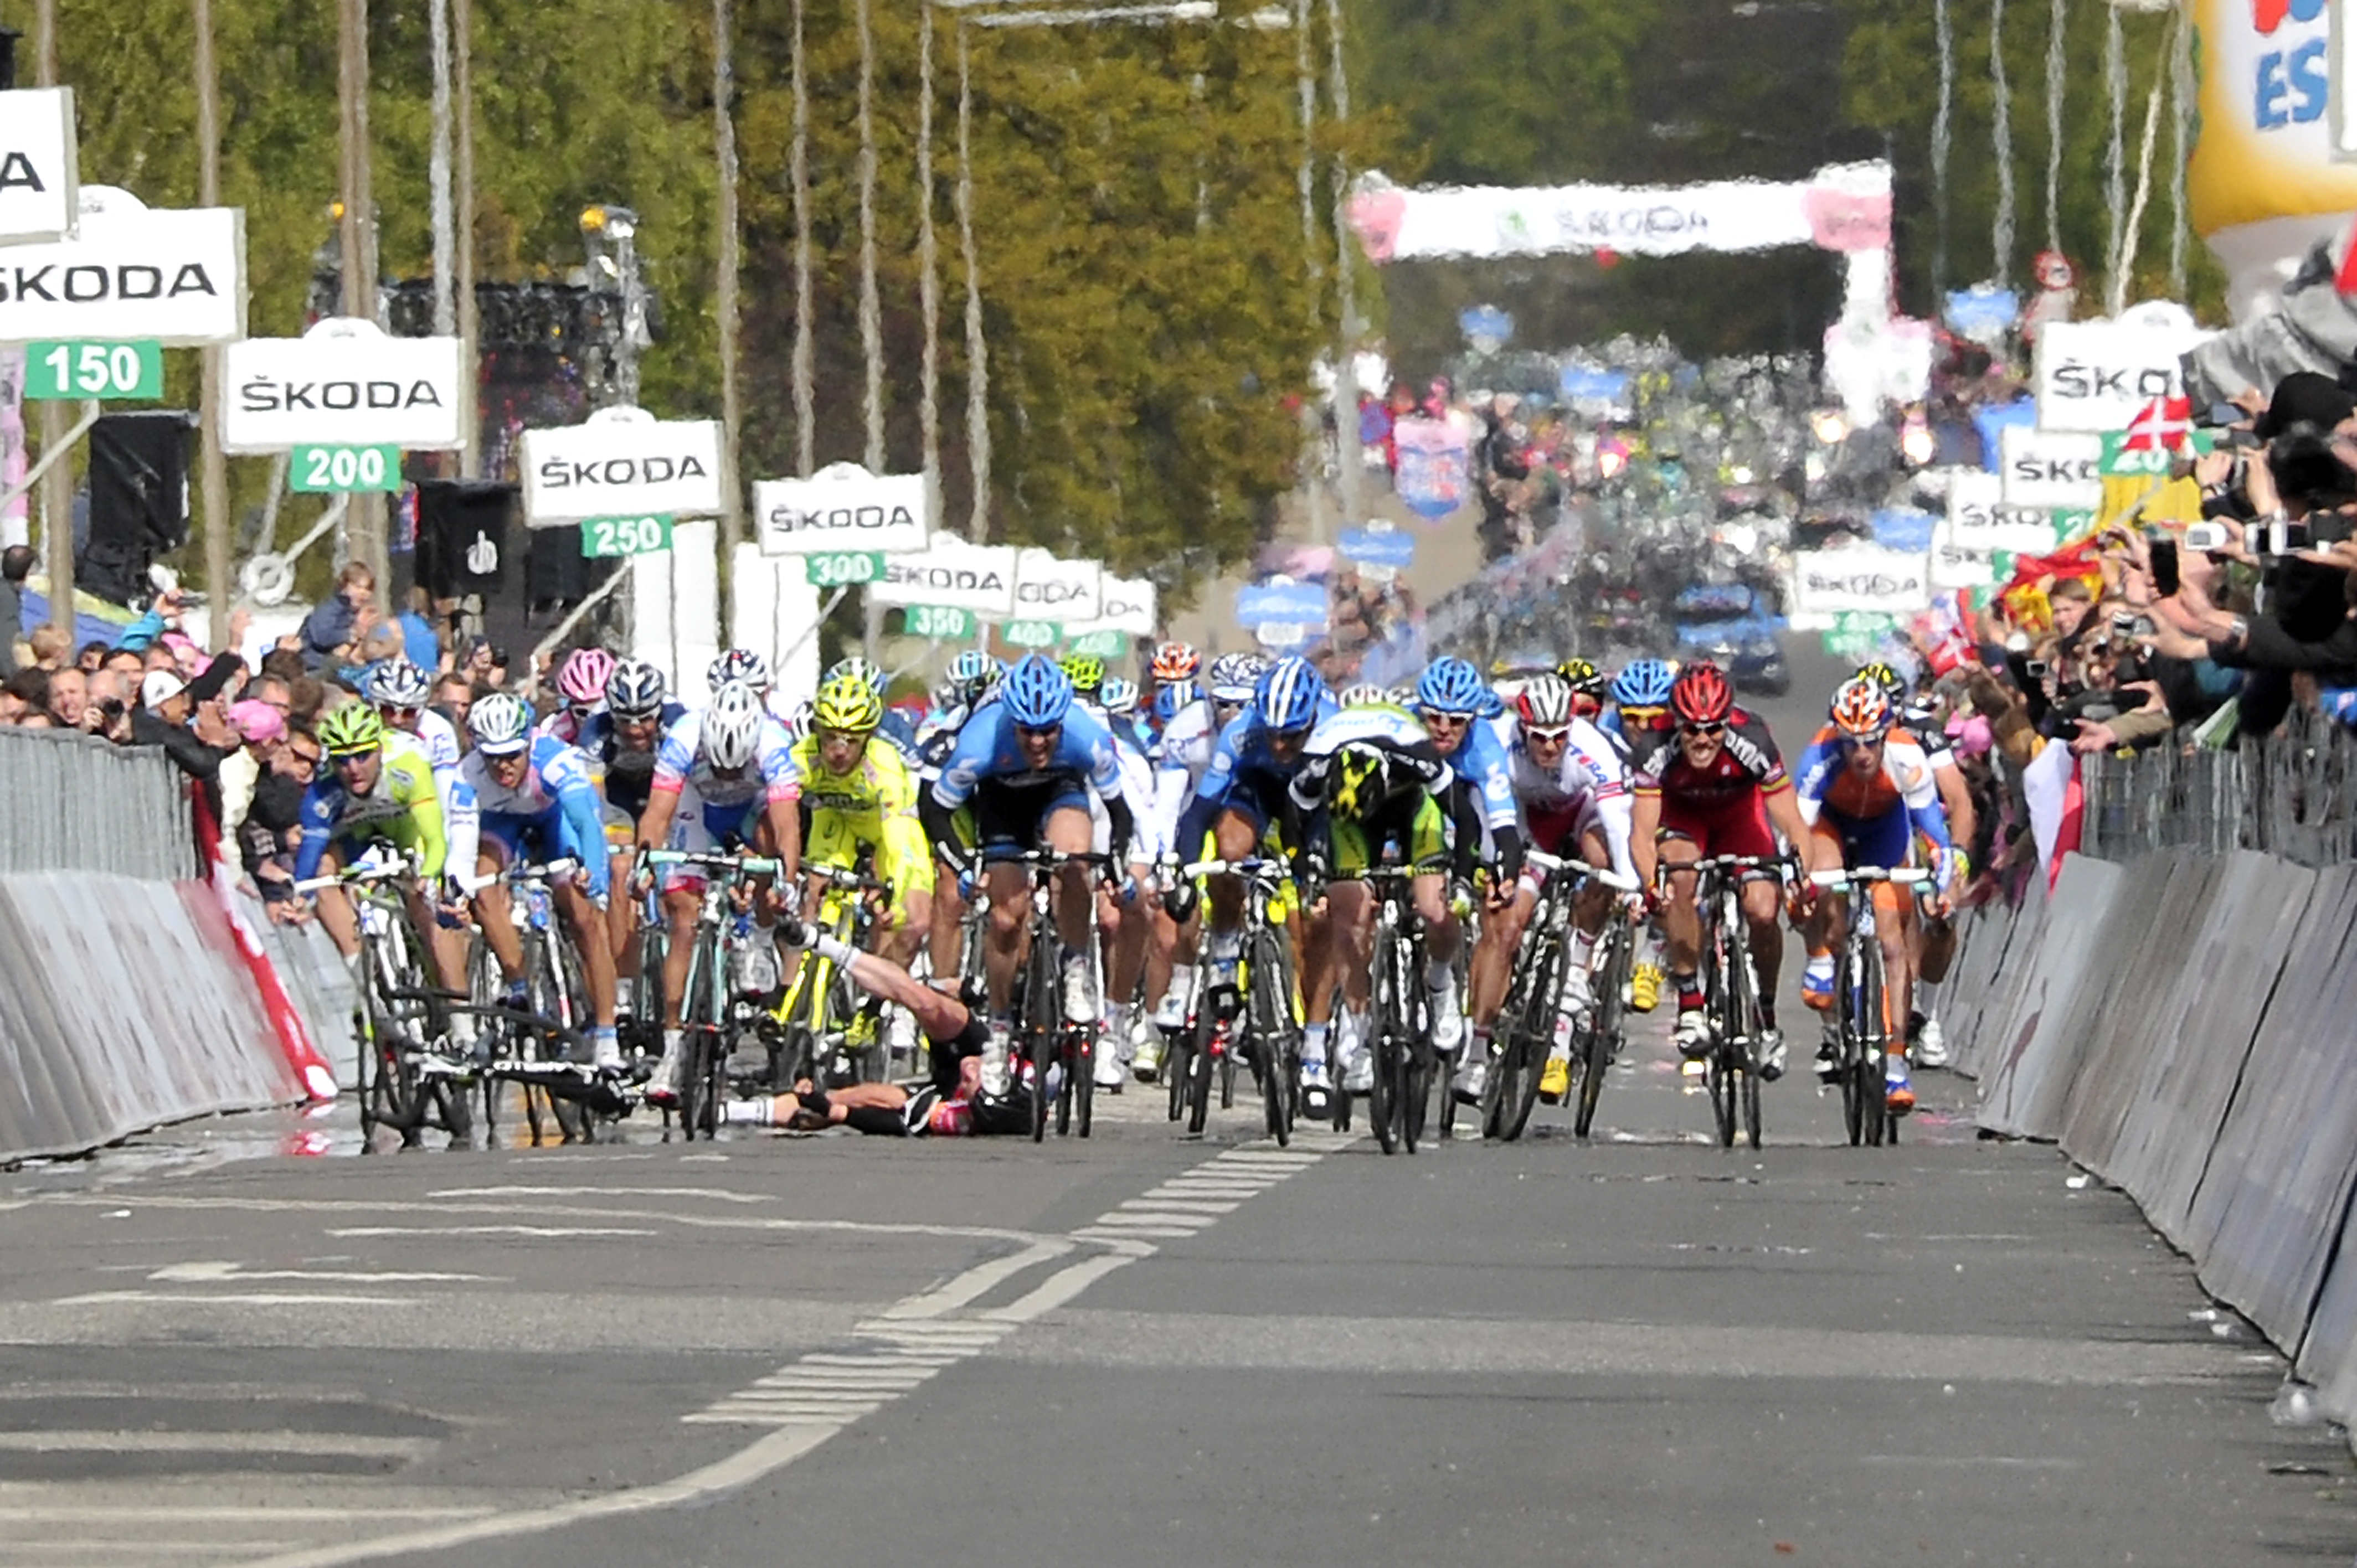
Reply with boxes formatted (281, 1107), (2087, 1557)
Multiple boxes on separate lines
(1809, 802), (1915, 873)
(1330, 791), (1450, 878)
(1524, 795), (1605, 860)
(480, 804), (601, 873)
(1654, 788), (1777, 864)
(806, 807), (937, 916)
(971, 778), (1090, 862)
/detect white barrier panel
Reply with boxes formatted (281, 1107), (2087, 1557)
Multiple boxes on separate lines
(730, 542), (824, 704)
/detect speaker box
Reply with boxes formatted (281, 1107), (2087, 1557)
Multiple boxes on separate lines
(526, 524), (615, 611)
(413, 479), (516, 599)
(85, 410), (193, 555)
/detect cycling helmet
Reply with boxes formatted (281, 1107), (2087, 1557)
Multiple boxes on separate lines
(946, 649), (1002, 705)
(778, 698), (814, 747)
(1855, 659), (1906, 706)
(467, 691), (534, 756)
(368, 658), (432, 711)
(1669, 661), (1735, 727)
(826, 656), (888, 695)
(1556, 657), (1606, 697)
(1413, 657), (1487, 716)
(1829, 675), (1893, 739)
(605, 657), (667, 719)
(558, 646), (616, 706)
(1611, 658), (1676, 708)
(1150, 641), (1201, 684)
(812, 668), (885, 733)
(1151, 679), (1198, 726)
(703, 680), (766, 769)
(708, 647), (771, 695)
(1515, 674), (1574, 731)
(1000, 654), (1075, 729)
(1337, 681), (1391, 709)
(1207, 652), (1268, 705)
(317, 701), (387, 757)
(1059, 652), (1105, 696)
(1100, 675), (1139, 715)
(1255, 656), (1327, 734)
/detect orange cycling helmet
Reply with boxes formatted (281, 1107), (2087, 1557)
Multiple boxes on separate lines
(1150, 641), (1201, 683)
(1828, 675), (1892, 739)
(1669, 661), (1734, 727)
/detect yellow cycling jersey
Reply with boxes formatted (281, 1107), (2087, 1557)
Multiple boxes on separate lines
(781, 733), (920, 821)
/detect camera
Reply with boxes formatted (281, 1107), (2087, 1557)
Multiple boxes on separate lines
(2183, 522), (2231, 552)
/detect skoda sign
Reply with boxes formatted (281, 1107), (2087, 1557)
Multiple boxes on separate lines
(867, 536), (1018, 616)
(1065, 572), (1156, 639)
(223, 318), (464, 453)
(523, 407), (724, 525)
(0, 185), (243, 345)
(1013, 549), (1103, 622)
(755, 461), (929, 556)
(0, 89), (78, 244)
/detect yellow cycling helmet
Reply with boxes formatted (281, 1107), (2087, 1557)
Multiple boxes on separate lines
(317, 702), (387, 757)
(1059, 652), (1105, 695)
(812, 670), (884, 733)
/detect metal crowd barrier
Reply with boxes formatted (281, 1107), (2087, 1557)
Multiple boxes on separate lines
(2078, 709), (2357, 866)
(0, 726), (197, 880)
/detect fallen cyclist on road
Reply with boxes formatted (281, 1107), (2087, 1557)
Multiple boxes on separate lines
(717, 914), (1035, 1137)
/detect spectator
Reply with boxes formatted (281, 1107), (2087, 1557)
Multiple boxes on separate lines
(0, 665), (47, 723)
(432, 670), (476, 730)
(26, 623), (68, 670)
(240, 721), (316, 912)
(101, 646), (144, 684)
(258, 647), (306, 684)
(396, 586), (443, 670)
(73, 639), (105, 673)
(247, 673), (294, 716)
(284, 673), (328, 728)
(82, 669), (131, 741)
(132, 668), (237, 818)
(45, 666), (85, 729)
(0, 543), (30, 677)
(300, 560), (377, 667)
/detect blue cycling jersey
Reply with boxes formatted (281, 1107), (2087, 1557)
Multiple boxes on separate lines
(578, 701), (688, 820)
(1175, 689), (1341, 847)
(461, 734), (611, 898)
(1434, 710), (1518, 832)
(931, 703), (1125, 809)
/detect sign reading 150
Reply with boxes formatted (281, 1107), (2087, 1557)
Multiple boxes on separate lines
(26, 340), (162, 400)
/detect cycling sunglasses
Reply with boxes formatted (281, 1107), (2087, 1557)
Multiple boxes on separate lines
(1619, 704), (1672, 733)
(1524, 725), (1572, 745)
(1015, 722), (1063, 741)
(1681, 720), (1727, 737)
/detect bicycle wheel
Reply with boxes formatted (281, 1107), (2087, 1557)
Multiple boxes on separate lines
(1701, 919), (1738, 1149)
(1835, 942), (1868, 1147)
(1074, 1024), (1095, 1138)
(676, 931), (725, 1141)
(1485, 925), (1559, 1143)
(1246, 930), (1295, 1146)
(1575, 920), (1627, 1139)
(1022, 922), (1058, 1143)
(1369, 930), (1403, 1155)
(1725, 930), (1764, 1152)
(1855, 937), (1889, 1148)
(1184, 997), (1218, 1136)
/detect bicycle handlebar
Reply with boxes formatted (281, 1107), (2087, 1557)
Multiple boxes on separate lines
(644, 849), (783, 876)
(1524, 848), (1639, 893)
(1179, 856), (1288, 883)
(1808, 865), (1932, 889)
(291, 859), (410, 895)
(455, 857), (581, 896)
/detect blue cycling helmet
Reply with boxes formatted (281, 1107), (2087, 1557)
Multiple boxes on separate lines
(1611, 658), (1676, 708)
(1000, 653), (1075, 729)
(1414, 657), (1488, 716)
(1151, 678), (1198, 725)
(1255, 656), (1327, 734)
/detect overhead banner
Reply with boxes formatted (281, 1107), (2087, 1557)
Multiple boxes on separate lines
(1948, 471), (2064, 555)
(222, 318), (464, 453)
(0, 89), (78, 244)
(1066, 573), (1155, 638)
(1789, 545), (1931, 618)
(1234, 579), (1331, 631)
(868, 535), (1017, 616)
(1012, 548), (1103, 622)
(522, 407), (722, 526)
(2033, 313), (2214, 433)
(0, 186), (243, 345)
(1998, 425), (2104, 510)
(754, 461), (929, 556)
(1345, 162), (1892, 262)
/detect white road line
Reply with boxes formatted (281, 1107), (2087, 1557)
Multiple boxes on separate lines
(1071, 1225), (1201, 1242)
(1, 1541), (300, 1555)
(0, 1509), (496, 1524)
(796, 1353), (959, 1369)
(1088, 1211), (1213, 1229)
(322, 1226), (656, 1240)
(1140, 1184), (1278, 1199)
(1117, 1198), (1237, 1214)
(424, 1186), (773, 1204)
(0, 1432), (434, 1461)
(49, 1292), (422, 1308)
(870, 1239), (1072, 1321)
(149, 1263), (493, 1286)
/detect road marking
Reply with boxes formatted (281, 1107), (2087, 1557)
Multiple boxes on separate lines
(234, 1137), (1342, 1568)
(1, 1541), (300, 1555)
(322, 1226), (656, 1239)
(425, 1185), (773, 1204)
(1090, 1210), (1216, 1229)
(1072, 1226), (1199, 1241)
(0, 1432), (435, 1461)
(1116, 1198), (1237, 1214)
(49, 1292), (422, 1308)
(148, 1262), (494, 1285)
(0, 1508), (497, 1524)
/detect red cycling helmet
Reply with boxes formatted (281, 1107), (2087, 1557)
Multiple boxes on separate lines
(1669, 661), (1735, 727)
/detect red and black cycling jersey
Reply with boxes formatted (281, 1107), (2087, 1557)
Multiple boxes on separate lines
(1627, 706), (1790, 805)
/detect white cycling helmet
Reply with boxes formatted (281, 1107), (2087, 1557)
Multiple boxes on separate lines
(703, 680), (765, 770)
(708, 647), (771, 695)
(467, 691), (534, 756)
(1336, 681), (1391, 709)
(1207, 652), (1268, 705)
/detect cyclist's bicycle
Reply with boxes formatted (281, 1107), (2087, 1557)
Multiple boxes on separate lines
(464, 858), (620, 1147)
(1174, 856), (1301, 1144)
(769, 862), (892, 1090)
(1674, 853), (1786, 1150)
(1481, 850), (1637, 1143)
(642, 848), (779, 1139)
(1334, 863), (1434, 1156)
(296, 855), (471, 1151)
(1809, 865), (1929, 1148)
(1002, 848), (1111, 1142)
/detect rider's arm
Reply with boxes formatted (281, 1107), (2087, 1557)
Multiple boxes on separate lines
(1762, 780), (1814, 869)
(292, 779), (339, 883)
(406, 771), (449, 881)
(1932, 759), (1975, 864)
(638, 714), (696, 855)
(1629, 788), (1662, 893)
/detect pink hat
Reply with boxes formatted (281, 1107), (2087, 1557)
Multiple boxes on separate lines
(1946, 711), (1993, 757)
(227, 698), (286, 746)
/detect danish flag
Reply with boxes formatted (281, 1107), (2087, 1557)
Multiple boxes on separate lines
(2119, 394), (2193, 452)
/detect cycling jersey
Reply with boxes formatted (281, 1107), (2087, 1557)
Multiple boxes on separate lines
(1432, 710), (1519, 834)
(537, 704), (600, 746)
(1286, 703), (1456, 876)
(1175, 688), (1342, 847)
(394, 708), (480, 879)
(295, 731), (449, 881)
(781, 731), (934, 905)
(1629, 708), (1789, 863)
(1793, 724), (1953, 880)
(461, 734), (612, 897)
(928, 703), (1130, 862)
(577, 700), (689, 822)
(1510, 715), (1636, 884)
(409, 708), (462, 774)
(651, 707), (800, 811)
(1149, 695), (1220, 853)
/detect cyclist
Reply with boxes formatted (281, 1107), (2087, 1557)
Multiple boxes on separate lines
(1602, 657), (1677, 1014)
(916, 650), (1002, 980)
(1458, 672), (1636, 1105)
(1627, 661), (1812, 1075)
(542, 646), (615, 744)
(1072, 667), (1164, 1087)
(1793, 677), (1956, 1116)
(1288, 694), (1460, 1102)
(1409, 657), (1524, 1057)
(459, 691), (623, 1071)
(368, 658), (479, 890)
(296, 703), (470, 1017)
(825, 656), (921, 764)
(576, 657), (686, 977)
(781, 668), (934, 969)
(921, 654), (1132, 1050)
(1856, 658), (1975, 1066)
(1149, 639), (1201, 698)
(1146, 677), (1197, 746)
(634, 680), (804, 1101)
(1557, 657), (1609, 722)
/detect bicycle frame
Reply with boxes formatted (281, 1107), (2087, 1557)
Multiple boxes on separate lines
(1809, 865), (1929, 1148)
(644, 849), (780, 1138)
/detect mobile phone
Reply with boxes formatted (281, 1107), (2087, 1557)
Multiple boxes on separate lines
(2149, 536), (2181, 596)
(2183, 522), (2230, 552)
(2111, 610), (2138, 636)
(2025, 658), (2050, 679)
